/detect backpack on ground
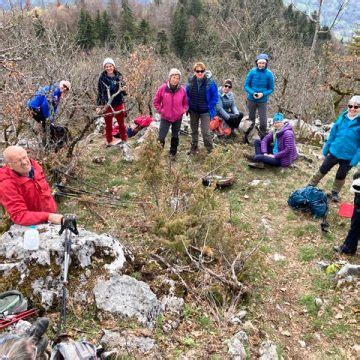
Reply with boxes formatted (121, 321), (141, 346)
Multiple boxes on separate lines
(50, 339), (98, 360)
(50, 124), (69, 151)
(288, 186), (328, 218)
(0, 290), (28, 316)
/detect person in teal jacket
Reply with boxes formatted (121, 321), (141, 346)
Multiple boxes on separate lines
(309, 95), (360, 201)
(243, 54), (275, 138)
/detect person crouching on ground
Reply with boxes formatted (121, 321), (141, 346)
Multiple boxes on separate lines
(334, 170), (360, 255)
(27, 80), (71, 131)
(96, 57), (128, 146)
(247, 112), (298, 169)
(0, 146), (62, 225)
(308, 95), (360, 202)
(215, 79), (243, 135)
(153, 68), (188, 160)
(186, 62), (219, 155)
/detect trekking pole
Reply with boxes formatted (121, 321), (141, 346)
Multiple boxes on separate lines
(57, 215), (78, 338)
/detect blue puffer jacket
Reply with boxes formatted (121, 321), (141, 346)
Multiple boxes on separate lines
(323, 111), (360, 167)
(27, 84), (62, 122)
(244, 67), (274, 103)
(186, 72), (219, 119)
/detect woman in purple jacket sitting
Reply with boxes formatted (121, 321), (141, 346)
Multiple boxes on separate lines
(247, 113), (298, 169)
(153, 68), (188, 159)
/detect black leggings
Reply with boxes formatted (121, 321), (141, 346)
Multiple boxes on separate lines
(320, 153), (352, 180)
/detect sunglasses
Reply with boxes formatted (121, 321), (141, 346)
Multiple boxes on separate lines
(195, 69), (205, 73)
(224, 85), (232, 89)
(348, 104), (359, 109)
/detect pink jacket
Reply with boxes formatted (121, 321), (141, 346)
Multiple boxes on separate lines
(153, 82), (188, 122)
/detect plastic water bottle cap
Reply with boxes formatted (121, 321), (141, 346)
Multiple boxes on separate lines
(29, 225), (37, 229)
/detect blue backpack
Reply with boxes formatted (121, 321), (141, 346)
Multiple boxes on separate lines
(288, 186), (328, 218)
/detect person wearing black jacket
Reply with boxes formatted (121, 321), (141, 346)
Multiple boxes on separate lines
(96, 58), (127, 146)
(334, 170), (360, 255)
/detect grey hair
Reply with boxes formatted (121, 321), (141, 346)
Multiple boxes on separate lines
(0, 338), (34, 360)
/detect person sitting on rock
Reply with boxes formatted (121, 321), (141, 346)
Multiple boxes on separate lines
(0, 146), (63, 226)
(247, 113), (298, 169)
(215, 79), (243, 135)
(334, 170), (360, 255)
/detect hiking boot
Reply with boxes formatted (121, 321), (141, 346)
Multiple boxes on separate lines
(27, 317), (49, 343)
(243, 152), (254, 161)
(35, 336), (49, 359)
(333, 245), (355, 255)
(187, 146), (198, 156)
(330, 191), (340, 202)
(248, 162), (265, 169)
(169, 153), (176, 161)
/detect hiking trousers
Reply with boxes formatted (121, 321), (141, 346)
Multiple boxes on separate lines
(158, 118), (182, 142)
(247, 100), (267, 139)
(104, 103), (127, 143)
(253, 139), (281, 166)
(319, 153), (352, 180)
(158, 118), (182, 155)
(189, 110), (213, 151)
(342, 202), (360, 254)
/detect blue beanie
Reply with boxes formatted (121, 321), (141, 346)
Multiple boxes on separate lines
(273, 113), (284, 122)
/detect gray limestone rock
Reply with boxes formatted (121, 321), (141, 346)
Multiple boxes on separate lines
(93, 275), (161, 328)
(227, 331), (247, 359)
(336, 264), (360, 278)
(160, 295), (184, 315)
(0, 224), (126, 309)
(0, 224), (125, 273)
(259, 340), (278, 360)
(101, 330), (156, 354)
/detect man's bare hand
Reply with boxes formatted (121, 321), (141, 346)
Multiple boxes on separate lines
(48, 213), (63, 224)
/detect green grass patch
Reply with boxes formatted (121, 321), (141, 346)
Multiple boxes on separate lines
(298, 294), (318, 316)
(323, 323), (349, 339)
(298, 246), (317, 262)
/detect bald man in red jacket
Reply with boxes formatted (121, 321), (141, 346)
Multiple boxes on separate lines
(0, 146), (62, 226)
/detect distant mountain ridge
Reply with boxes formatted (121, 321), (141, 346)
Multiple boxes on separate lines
(283, 0), (358, 40)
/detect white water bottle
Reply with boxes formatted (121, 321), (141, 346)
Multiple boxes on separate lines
(23, 226), (40, 250)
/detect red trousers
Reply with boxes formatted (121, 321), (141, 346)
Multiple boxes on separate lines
(104, 103), (127, 143)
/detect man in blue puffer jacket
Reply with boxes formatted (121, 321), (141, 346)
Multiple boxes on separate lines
(243, 53), (275, 138)
(309, 95), (360, 201)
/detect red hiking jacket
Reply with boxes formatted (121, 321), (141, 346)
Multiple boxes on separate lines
(0, 160), (57, 225)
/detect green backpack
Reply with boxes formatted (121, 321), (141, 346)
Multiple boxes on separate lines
(0, 290), (28, 316)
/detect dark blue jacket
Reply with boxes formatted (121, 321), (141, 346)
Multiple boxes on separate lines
(244, 67), (274, 103)
(97, 70), (126, 107)
(186, 73), (218, 119)
(27, 84), (62, 122)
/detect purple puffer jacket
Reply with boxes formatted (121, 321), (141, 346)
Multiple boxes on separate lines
(153, 82), (188, 122)
(261, 122), (298, 167)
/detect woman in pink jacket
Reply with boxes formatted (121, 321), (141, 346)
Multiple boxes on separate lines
(153, 68), (188, 159)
